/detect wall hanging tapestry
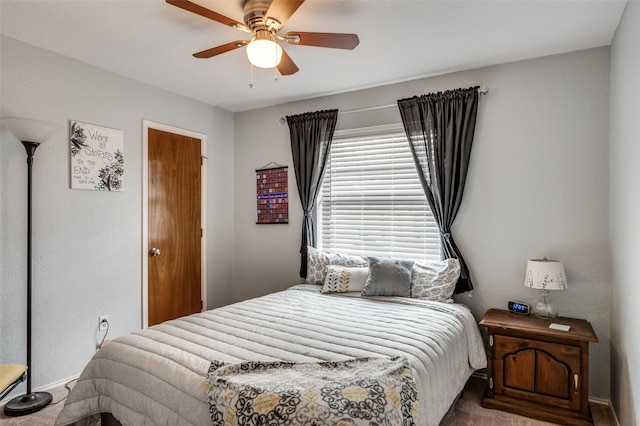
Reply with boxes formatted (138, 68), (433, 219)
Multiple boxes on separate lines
(256, 165), (288, 224)
(69, 120), (124, 191)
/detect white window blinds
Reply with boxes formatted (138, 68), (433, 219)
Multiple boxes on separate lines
(318, 125), (441, 262)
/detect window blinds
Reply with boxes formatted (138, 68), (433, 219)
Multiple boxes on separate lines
(318, 126), (441, 262)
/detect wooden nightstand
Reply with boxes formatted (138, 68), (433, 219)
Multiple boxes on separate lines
(479, 309), (598, 426)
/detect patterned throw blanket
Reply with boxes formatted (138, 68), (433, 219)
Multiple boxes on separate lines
(206, 356), (418, 426)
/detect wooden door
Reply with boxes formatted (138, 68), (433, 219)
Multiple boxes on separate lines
(148, 128), (202, 326)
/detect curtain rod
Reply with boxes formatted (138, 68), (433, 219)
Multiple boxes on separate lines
(279, 86), (488, 125)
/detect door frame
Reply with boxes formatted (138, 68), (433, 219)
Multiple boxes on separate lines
(141, 120), (208, 329)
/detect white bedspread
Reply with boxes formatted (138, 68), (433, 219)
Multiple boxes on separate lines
(55, 285), (486, 426)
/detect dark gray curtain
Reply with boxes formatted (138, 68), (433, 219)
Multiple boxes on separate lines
(397, 87), (479, 293)
(287, 109), (338, 278)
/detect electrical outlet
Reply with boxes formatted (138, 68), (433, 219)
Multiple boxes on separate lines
(99, 315), (109, 331)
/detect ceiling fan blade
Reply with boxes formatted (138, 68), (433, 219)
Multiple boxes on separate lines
(193, 41), (249, 58)
(285, 32), (359, 50)
(166, 0), (247, 30)
(277, 49), (299, 75)
(265, 0), (305, 27)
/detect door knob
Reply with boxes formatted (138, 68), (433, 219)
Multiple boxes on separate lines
(150, 247), (161, 257)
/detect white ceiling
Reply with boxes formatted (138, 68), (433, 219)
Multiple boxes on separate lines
(0, 0), (627, 113)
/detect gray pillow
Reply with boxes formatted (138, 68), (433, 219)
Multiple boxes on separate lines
(362, 257), (414, 297)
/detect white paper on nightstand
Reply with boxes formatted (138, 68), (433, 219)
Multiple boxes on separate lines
(549, 323), (571, 331)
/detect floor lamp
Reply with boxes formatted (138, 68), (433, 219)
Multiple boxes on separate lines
(2, 117), (59, 416)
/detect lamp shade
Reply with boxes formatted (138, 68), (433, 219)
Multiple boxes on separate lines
(1, 117), (59, 143)
(524, 258), (567, 290)
(246, 38), (283, 69)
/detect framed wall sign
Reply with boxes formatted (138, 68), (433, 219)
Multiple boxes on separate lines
(69, 120), (124, 191)
(256, 166), (288, 224)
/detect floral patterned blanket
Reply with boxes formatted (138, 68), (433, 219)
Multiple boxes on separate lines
(206, 356), (418, 426)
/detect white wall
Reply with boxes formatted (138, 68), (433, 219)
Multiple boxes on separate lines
(0, 36), (235, 392)
(610, 2), (640, 424)
(234, 47), (611, 399)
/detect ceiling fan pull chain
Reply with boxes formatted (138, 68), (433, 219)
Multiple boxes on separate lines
(274, 45), (279, 82)
(249, 63), (255, 89)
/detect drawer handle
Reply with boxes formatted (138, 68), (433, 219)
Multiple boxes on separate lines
(574, 374), (579, 392)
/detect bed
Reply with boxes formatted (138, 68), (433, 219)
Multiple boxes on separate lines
(55, 284), (486, 426)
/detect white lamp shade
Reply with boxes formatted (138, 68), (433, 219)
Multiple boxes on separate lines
(246, 38), (283, 69)
(1, 117), (59, 143)
(524, 258), (567, 290)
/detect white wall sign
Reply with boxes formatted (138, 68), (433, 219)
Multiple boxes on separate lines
(69, 120), (124, 191)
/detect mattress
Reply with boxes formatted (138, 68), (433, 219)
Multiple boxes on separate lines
(55, 285), (487, 426)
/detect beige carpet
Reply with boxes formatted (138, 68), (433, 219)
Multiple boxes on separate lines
(441, 377), (615, 426)
(1, 376), (615, 425)
(0, 380), (75, 426)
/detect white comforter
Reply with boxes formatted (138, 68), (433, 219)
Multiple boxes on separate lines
(55, 285), (486, 426)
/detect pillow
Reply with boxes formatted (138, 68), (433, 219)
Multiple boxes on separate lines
(361, 257), (414, 297)
(410, 258), (461, 302)
(321, 265), (369, 293)
(305, 246), (368, 285)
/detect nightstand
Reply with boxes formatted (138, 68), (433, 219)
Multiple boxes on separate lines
(479, 309), (598, 426)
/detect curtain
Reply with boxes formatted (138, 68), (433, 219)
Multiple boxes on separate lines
(397, 87), (479, 293)
(287, 109), (338, 278)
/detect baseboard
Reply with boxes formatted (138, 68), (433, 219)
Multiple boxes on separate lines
(38, 374), (79, 392)
(588, 396), (621, 426)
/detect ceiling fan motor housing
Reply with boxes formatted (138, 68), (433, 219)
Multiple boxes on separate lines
(242, 0), (276, 30)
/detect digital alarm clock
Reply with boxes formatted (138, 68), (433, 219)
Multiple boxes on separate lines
(508, 300), (530, 315)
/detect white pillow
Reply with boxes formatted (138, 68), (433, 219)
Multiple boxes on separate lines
(410, 258), (460, 302)
(321, 265), (369, 293)
(305, 246), (368, 285)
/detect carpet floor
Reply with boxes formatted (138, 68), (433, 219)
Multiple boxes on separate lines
(0, 379), (75, 426)
(1, 376), (615, 425)
(441, 377), (615, 426)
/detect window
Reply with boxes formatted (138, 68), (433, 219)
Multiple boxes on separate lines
(318, 125), (441, 262)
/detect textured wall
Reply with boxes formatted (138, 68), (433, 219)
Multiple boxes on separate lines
(0, 36), (235, 392)
(234, 47), (612, 399)
(610, 2), (640, 424)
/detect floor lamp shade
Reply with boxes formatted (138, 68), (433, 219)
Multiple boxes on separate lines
(2, 117), (59, 144)
(2, 117), (59, 416)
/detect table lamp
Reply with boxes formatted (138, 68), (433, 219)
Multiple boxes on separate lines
(524, 257), (567, 319)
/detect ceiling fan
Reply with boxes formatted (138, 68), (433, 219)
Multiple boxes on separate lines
(166, 0), (360, 76)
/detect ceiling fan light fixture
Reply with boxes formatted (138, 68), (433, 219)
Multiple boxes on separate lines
(246, 37), (283, 69)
